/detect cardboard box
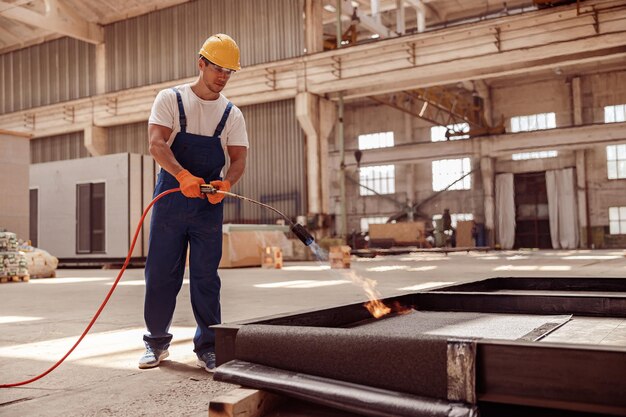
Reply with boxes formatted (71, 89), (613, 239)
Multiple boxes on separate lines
(329, 245), (351, 269)
(219, 225), (291, 268)
(261, 247), (283, 269)
(369, 222), (426, 246)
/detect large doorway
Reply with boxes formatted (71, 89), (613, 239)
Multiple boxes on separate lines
(514, 172), (552, 249)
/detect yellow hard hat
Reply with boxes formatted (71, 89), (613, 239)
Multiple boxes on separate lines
(198, 34), (241, 71)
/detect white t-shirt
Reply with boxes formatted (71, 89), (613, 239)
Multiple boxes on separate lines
(148, 83), (249, 149)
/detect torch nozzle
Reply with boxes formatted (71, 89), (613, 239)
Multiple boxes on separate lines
(291, 223), (315, 246)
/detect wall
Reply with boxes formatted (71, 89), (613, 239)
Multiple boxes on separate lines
(491, 77), (573, 129)
(105, 0), (305, 92)
(0, 131), (30, 240)
(337, 100), (486, 233)
(29, 153), (153, 259)
(31, 131), (90, 163)
(0, 38), (95, 115)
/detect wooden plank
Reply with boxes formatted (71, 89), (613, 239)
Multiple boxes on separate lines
(208, 388), (284, 417)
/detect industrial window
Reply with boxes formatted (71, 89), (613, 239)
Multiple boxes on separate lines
(432, 158), (472, 191)
(510, 112), (556, 132)
(606, 144), (626, 179)
(432, 213), (474, 229)
(605, 104), (626, 123)
(512, 150), (559, 160)
(76, 182), (106, 254)
(609, 206), (626, 235)
(360, 217), (388, 232)
(431, 123), (470, 142)
(29, 188), (38, 247)
(358, 131), (394, 150)
(359, 165), (395, 196)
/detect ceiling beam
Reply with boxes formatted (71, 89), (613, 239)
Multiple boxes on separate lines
(0, 0), (103, 44)
(340, 0), (392, 37)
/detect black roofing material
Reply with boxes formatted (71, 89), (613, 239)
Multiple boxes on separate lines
(235, 323), (449, 399)
(233, 311), (571, 399)
(214, 360), (478, 417)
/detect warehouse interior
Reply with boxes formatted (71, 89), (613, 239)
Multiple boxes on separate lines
(1, 0), (626, 416)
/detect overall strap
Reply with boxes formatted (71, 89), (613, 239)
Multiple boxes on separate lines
(172, 88), (187, 133)
(213, 102), (233, 138)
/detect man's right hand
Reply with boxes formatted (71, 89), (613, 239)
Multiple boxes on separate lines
(175, 169), (204, 198)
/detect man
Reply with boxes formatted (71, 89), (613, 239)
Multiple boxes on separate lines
(139, 34), (248, 372)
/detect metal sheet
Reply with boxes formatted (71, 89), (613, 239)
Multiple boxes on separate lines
(224, 99), (306, 223)
(30, 131), (90, 164)
(108, 122), (150, 155)
(105, 0), (304, 92)
(0, 38), (95, 115)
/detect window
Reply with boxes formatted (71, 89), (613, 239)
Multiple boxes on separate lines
(29, 188), (38, 247)
(609, 207), (626, 234)
(512, 150), (558, 160)
(358, 131), (394, 150)
(432, 213), (474, 229)
(359, 165), (395, 196)
(431, 123), (470, 142)
(606, 144), (626, 179)
(360, 217), (387, 232)
(605, 104), (626, 123)
(76, 182), (106, 254)
(510, 112), (556, 132)
(432, 158), (472, 191)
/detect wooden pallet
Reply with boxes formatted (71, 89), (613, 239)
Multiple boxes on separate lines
(0, 275), (30, 283)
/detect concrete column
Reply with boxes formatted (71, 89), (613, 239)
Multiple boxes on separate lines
(572, 77), (589, 248)
(296, 93), (321, 214)
(396, 0), (405, 35)
(84, 125), (108, 156)
(572, 76), (583, 126)
(296, 89), (336, 219)
(0, 129), (31, 241)
(305, 0), (324, 54)
(95, 43), (106, 95)
(480, 156), (495, 247)
(474, 80), (492, 127)
(319, 98), (336, 214)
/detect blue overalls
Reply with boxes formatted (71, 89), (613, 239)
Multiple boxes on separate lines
(143, 88), (233, 357)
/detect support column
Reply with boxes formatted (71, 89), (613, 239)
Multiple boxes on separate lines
(575, 150), (589, 248)
(572, 76), (583, 126)
(481, 156), (495, 247)
(95, 43), (106, 95)
(296, 93), (321, 214)
(305, 0), (324, 54)
(396, 0), (405, 35)
(84, 125), (108, 156)
(572, 77), (589, 248)
(296, 92), (336, 217)
(0, 129), (31, 241)
(319, 98), (336, 214)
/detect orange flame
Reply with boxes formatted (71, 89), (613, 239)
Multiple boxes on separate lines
(364, 299), (391, 318)
(342, 270), (394, 319)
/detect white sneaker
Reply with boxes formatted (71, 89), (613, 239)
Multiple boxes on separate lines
(138, 347), (169, 369)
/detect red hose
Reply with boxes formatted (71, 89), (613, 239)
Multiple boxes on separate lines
(0, 187), (180, 388)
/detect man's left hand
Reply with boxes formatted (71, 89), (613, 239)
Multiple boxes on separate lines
(207, 180), (231, 204)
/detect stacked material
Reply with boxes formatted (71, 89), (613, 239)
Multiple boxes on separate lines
(19, 244), (58, 278)
(0, 231), (29, 280)
(1, 251), (29, 278)
(0, 231), (18, 251)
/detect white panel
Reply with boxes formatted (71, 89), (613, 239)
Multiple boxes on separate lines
(29, 153), (132, 258)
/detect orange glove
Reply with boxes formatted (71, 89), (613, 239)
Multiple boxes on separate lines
(175, 169), (204, 198)
(207, 180), (231, 204)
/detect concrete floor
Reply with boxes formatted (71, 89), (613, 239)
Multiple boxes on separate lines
(1, 249), (625, 416)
